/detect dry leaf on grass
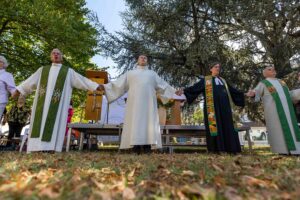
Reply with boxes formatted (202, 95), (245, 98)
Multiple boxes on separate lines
(122, 187), (136, 200)
(92, 191), (113, 200)
(241, 175), (278, 189)
(181, 183), (216, 200)
(224, 186), (243, 200)
(39, 187), (60, 199)
(92, 178), (105, 190)
(128, 168), (136, 177)
(212, 164), (224, 173)
(214, 175), (226, 187)
(182, 170), (195, 176)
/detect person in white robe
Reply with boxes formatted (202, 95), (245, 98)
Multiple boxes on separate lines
(99, 54), (175, 153)
(14, 49), (101, 152)
(0, 55), (16, 119)
(99, 93), (127, 124)
(247, 65), (300, 154)
(97, 93), (127, 144)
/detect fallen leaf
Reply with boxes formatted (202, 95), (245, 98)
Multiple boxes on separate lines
(214, 175), (226, 187)
(128, 168), (136, 177)
(92, 178), (105, 190)
(93, 191), (112, 200)
(122, 187), (136, 200)
(182, 170), (195, 176)
(39, 187), (60, 199)
(241, 175), (278, 189)
(212, 164), (224, 173)
(224, 186), (243, 200)
(199, 170), (206, 182)
(181, 183), (216, 200)
(101, 167), (113, 174)
(280, 192), (292, 200)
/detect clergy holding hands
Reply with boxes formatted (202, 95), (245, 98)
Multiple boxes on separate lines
(0, 55), (16, 120)
(176, 61), (245, 154)
(246, 65), (300, 155)
(13, 49), (103, 152)
(98, 54), (175, 154)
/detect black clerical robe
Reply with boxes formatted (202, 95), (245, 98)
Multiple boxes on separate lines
(184, 77), (245, 153)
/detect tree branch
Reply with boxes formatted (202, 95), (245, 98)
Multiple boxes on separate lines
(0, 20), (9, 36)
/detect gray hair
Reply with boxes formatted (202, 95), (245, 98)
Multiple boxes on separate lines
(0, 55), (8, 68)
(51, 48), (63, 60)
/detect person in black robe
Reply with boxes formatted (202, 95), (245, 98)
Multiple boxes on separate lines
(176, 62), (245, 153)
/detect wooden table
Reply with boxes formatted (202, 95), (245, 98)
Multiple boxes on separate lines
(66, 123), (122, 152)
(66, 123), (252, 153)
(161, 125), (252, 153)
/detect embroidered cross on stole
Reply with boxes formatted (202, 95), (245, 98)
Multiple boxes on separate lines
(31, 65), (69, 142)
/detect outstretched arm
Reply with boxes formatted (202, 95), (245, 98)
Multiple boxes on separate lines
(183, 78), (205, 104)
(228, 84), (245, 107)
(70, 69), (99, 91)
(155, 74), (175, 104)
(103, 73), (128, 103)
(16, 67), (43, 97)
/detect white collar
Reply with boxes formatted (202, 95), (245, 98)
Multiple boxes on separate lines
(214, 77), (223, 85)
(0, 69), (5, 74)
(136, 65), (148, 69)
(51, 63), (62, 67)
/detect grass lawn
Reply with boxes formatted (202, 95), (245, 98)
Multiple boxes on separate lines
(0, 147), (300, 200)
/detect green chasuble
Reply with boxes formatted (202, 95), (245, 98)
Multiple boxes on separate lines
(31, 65), (69, 142)
(261, 79), (300, 151)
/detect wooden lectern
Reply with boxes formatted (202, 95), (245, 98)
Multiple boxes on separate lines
(85, 70), (108, 121)
(168, 100), (182, 125)
(167, 94), (185, 125)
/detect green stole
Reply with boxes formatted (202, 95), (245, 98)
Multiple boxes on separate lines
(204, 76), (235, 136)
(31, 65), (69, 142)
(261, 79), (300, 151)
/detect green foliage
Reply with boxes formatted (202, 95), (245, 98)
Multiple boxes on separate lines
(192, 107), (204, 124)
(0, 0), (104, 111)
(0, 0), (101, 79)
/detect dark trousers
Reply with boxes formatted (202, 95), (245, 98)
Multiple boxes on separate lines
(6, 122), (24, 147)
(132, 145), (151, 154)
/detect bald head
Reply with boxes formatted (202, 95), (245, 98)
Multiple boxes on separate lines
(51, 48), (63, 63)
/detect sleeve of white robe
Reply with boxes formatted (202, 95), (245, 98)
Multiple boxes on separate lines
(289, 88), (300, 103)
(103, 73), (128, 103)
(253, 82), (265, 102)
(155, 73), (175, 104)
(70, 69), (99, 91)
(5, 73), (16, 94)
(17, 67), (42, 96)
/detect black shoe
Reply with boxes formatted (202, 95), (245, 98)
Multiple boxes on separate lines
(132, 145), (142, 154)
(143, 145), (151, 154)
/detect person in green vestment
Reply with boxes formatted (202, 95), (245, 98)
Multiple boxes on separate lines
(247, 65), (300, 155)
(12, 49), (102, 152)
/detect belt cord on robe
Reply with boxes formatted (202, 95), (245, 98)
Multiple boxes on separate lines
(261, 79), (300, 151)
(30, 65), (69, 142)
